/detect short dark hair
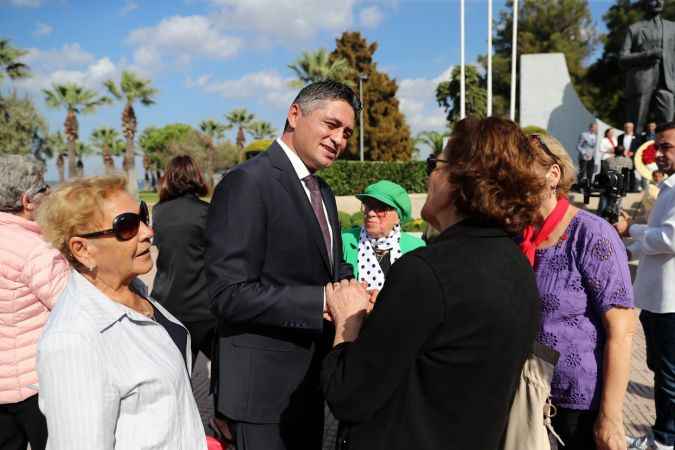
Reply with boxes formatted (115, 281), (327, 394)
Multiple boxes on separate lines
(284, 80), (361, 131)
(615, 145), (626, 157)
(656, 121), (675, 134)
(158, 155), (208, 203)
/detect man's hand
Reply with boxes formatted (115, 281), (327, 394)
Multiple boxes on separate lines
(326, 280), (370, 345)
(613, 211), (631, 237)
(367, 289), (379, 313)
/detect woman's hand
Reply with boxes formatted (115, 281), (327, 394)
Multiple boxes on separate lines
(326, 279), (370, 346)
(594, 412), (627, 450)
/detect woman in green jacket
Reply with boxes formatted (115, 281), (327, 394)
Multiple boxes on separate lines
(342, 180), (425, 290)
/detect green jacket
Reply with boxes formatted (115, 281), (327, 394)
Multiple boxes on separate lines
(341, 227), (426, 278)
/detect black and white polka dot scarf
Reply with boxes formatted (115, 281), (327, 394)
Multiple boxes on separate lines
(357, 224), (403, 290)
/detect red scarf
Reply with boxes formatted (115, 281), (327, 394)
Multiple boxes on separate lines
(520, 196), (570, 266)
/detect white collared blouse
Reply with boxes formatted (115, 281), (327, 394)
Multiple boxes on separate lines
(37, 271), (207, 450)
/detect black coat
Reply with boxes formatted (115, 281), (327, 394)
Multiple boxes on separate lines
(151, 194), (215, 325)
(321, 219), (541, 450)
(206, 142), (353, 424)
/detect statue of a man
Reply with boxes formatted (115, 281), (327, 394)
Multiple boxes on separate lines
(620, 0), (675, 132)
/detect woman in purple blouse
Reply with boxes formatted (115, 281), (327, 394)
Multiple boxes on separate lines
(527, 134), (636, 450)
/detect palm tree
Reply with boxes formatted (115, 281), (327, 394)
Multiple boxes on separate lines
(199, 119), (231, 188)
(288, 49), (355, 89)
(0, 39), (30, 85)
(225, 108), (255, 150)
(75, 141), (94, 177)
(45, 132), (68, 183)
(91, 127), (125, 174)
(42, 83), (111, 179)
(414, 130), (449, 157)
(246, 121), (277, 140)
(104, 70), (158, 195)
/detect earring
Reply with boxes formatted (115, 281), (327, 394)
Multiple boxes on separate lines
(89, 264), (96, 272)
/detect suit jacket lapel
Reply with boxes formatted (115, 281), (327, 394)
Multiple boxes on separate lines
(319, 180), (338, 278)
(268, 144), (333, 274)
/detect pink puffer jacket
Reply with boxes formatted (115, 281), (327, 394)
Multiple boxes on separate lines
(0, 212), (69, 404)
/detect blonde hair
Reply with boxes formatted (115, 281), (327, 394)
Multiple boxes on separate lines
(37, 174), (128, 270)
(529, 134), (577, 197)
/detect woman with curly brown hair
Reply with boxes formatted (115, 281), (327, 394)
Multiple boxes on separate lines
(524, 134), (635, 450)
(320, 117), (544, 450)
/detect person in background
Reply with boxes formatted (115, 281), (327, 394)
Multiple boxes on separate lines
(36, 175), (206, 449)
(642, 122), (658, 145)
(616, 121), (675, 450)
(527, 134), (635, 450)
(0, 155), (69, 450)
(341, 180), (424, 290)
(152, 155), (215, 366)
(577, 122), (598, 186)
(653, 169), (666, 185)
(598, 145), (635, 216)
(600, 128), (618, 161)
(321, 117), (542, 450)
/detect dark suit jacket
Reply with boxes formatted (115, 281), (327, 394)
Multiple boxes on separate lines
(618, 133), (640, 155)
(151, 194), (215, 325)
(206, 142), (352, 424)
(322, 220), (540, 450)
(620, 18), (675, 95)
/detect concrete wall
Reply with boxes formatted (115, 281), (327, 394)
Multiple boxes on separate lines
(520, 53), (616, 170)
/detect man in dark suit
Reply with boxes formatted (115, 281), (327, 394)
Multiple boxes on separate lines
(206, 80), (359, 450)
(617, 121), (644, 191)
(620, 0), (675, 133)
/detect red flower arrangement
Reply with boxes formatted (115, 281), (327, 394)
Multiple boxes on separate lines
(643, 143), (657, 165)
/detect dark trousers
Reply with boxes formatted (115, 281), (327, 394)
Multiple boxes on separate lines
(0, 394), (48, 450)
(551, 407), (598, 450)
(641, 310), (675, 446)
(578, 156), (594, 184)
(227, 414), (323, 450)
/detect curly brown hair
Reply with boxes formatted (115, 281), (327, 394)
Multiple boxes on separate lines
(444, 117), (546, 235)
(158, 155), (209, 203)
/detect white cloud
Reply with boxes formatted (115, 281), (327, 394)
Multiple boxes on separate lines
(33, 22), (53, 37)
(24, 43), (95, 70)
(120, 0), (139, 15)
(208, 0), (357, 42)
(359, 6), (383, 28)
(5, 0), (42, 7)
(15, 56), (120, 94)
(187, 70), (296, 110)
(127, 15), (242, 69)
(397, 66), (453, 134)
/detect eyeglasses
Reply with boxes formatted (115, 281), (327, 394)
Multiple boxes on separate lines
(77, 201), (150, 241)
(361, 201), (393, 217)
(28, 183), (50, 196)
(530, 134), (565, 178)
(426, 154), (449, 176)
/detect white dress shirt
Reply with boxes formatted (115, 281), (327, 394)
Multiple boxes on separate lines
(599, 137), (617, 160)
(276, 137), (334, 252)
(37, 271), (207, 450)
(629, 173), (675, 313)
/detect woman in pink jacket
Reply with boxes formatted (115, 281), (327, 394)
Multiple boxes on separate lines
(0, 155), (69, 450)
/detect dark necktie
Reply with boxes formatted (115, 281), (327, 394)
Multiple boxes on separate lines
(302, 175), (333, 265)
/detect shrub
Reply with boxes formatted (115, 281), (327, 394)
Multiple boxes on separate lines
(521, 125), (548, 136)
(321, 161), (427, 196)
(338, 211), (352, 230)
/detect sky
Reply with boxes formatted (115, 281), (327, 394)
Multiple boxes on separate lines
(0, 0), (617, 180)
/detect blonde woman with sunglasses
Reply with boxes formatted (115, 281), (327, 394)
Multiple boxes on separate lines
(36, 175), (206, 450)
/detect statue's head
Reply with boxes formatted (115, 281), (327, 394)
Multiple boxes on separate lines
(643, 0), (665, 15)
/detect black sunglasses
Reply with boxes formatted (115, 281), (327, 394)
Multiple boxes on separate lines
(426, 154), (449, 176)
(531, 134), (565, 177)
(30, 183), (50, 196)
(77, 201), (150, 241)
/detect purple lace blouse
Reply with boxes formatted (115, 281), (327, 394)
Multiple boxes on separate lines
(534, 210), (633, 410)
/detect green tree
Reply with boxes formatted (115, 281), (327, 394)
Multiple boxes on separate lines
(0, 39), (30, 84)
(247, 121), (276, 140)
(585, 1), (675, 126)
(225, 108), (255, 150)
(42, 83), (110, 179)
(436, 65), (487, 124)
(74, 141), (94, 177)
(0, 92), (47, 156)
(139, 123), (194, 171)
(104, 70), (158, 195)
(45, 132), (67, 183)
(91, 127), (125, 174)
(330, 32), (412, 161)
(485, 0), (598, 118)
(199, 119), (231, 187)
(414, 130), (449, 157)
(288, 49), (355, 88)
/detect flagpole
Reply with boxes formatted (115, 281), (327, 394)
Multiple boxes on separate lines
(510, 0), (518, 121)
(460, 0), (466, 119)
(487, 0), (493, 117)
